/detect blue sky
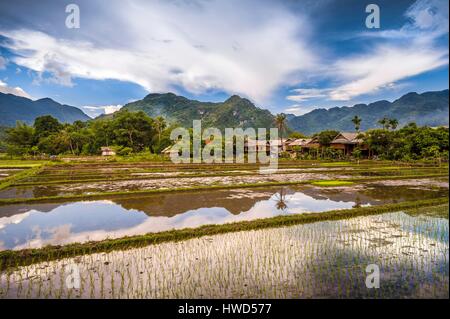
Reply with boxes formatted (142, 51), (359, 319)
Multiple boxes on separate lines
(0, 0), (448, 118)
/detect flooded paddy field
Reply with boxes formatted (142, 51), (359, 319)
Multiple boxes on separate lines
(0, 160), (447, 299)
(1, 206), (448, 299)
(21, 162), (447, 182)
(0, 184), (447, 250)
(0, 169), (26, 181)
(0, 162), (447, 200)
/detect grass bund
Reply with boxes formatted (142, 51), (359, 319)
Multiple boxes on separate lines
(311, 180), (355, 187)
(0, 197), (447, 271)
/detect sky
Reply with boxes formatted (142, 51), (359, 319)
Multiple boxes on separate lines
(0, 0), (448, 118)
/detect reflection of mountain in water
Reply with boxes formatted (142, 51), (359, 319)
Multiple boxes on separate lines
(113, 189), (274, 217)
(0, 202), (61, 217)
(0, 185), (447, 220)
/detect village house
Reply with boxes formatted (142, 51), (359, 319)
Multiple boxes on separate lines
(162, 145), (179, 157)
(285, 138), (312, 152)
(245, 139), (283, 154)
(330, 132), (367, 156)
(101, 147), (116, 156)
(285, 137), (322, 157)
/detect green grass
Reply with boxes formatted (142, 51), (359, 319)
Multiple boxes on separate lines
(311, 180), (355, 187)
(0, 159), (49, 167)
(0, 197), (447, 271)
(319, 162), (352, 167)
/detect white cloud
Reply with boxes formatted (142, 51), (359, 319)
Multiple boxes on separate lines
(286, 88), (329, 102)
(0, 212), (30, 230)
(104, 105), (122, 114)
(284, 104), (320, 116)
(328, 45), (448, 101)
(1, 0), (316, 103)
(0, 55), (6, 69)
(0, 79), (31, 98)
(289, 0), (449, 102)
(81, 104), (123, 117)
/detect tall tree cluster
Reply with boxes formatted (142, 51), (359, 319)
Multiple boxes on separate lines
(2, 110), (173, 156)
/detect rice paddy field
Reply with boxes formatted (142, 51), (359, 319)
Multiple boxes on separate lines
(0, 159), (448, 299)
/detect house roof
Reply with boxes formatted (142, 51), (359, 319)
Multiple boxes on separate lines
(288, 138), (312, 146)
(246, 139), (283, 146)
(331, 132), (364, 144)
(162, 146), (177, 153)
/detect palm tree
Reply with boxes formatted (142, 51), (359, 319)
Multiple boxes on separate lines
(154, 116), (166, 144)
(389, 118), (398, 130)
(59, 127), (75, 155)
(274, 188), (288, 210)
(378, 117), (390, 130)
(351, 115), (362, 132)
(275, 113), (287, 151)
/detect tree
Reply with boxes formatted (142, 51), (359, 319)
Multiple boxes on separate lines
(34, 115), (62, 139)
(315, 130), (339, 147)
(378, 117), (390, 130)
(275, 113), (287, 150)
(5, 121), (35, 155)
(274, 188), (288, 210)
(389, 118), (399, 130)
(351, 115), (362, 132)
(111, 110), (155, 152)
(289, 131), (306, 139)
(154, 116), (167, 144)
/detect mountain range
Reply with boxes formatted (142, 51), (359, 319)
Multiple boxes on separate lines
(0, 89), (448, 136)
(0, 92), (91, 126)
(122, 93), (275, 129)
(287, 89), (449, 135)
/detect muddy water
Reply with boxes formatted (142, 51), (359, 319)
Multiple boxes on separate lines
(0, 172), (346, 199)
(0, 185), (447, 250)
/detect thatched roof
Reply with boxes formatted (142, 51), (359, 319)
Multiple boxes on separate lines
(331, 132), (364, 144)
(288, 138), (312, 146)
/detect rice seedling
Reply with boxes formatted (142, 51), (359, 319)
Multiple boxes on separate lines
(0, 208), (447, 299)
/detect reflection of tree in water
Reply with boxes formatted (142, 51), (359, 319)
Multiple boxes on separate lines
(274, 188), (288, 211)
(352, 195), (362, 208)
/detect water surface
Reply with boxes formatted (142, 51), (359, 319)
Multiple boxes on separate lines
(0, 185), (447, 250)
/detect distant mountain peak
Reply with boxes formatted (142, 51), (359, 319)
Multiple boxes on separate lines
(36, 97), (55, 102)
(287, 89), (449, 135)
(0, 92), (91, 126)
(225, 94), (243, 102)
(122, 92), (274, 129)
(144, 92), (177, 99)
